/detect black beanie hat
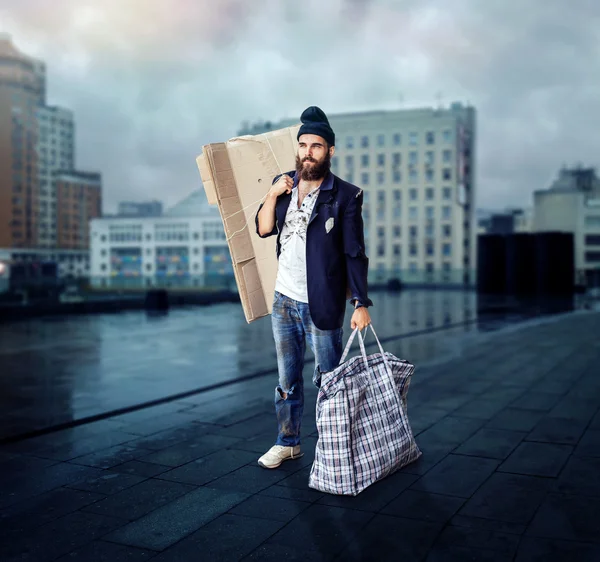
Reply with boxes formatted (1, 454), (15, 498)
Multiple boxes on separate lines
(297, 106), (335, 147)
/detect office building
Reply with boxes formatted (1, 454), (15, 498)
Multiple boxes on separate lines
(117, 200), (163, 218)
(36, 105), (75, 247)
(90, 190), (231, 288)
(56, 171), (102, 250)
(478, 208), (533, 235)
(533, 166), (600, 286)
(238, 102), (477, 285)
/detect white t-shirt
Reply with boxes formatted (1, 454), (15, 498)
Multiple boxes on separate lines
(275, 185), (320, 303)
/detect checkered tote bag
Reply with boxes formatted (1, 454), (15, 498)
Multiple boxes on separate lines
(309, 324), (421, 496)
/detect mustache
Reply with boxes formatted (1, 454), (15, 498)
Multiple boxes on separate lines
(302, 157), (317, 163)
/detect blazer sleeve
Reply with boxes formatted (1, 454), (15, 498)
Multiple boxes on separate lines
(342, 189), (373, 308)
(254, 173), (284, 239)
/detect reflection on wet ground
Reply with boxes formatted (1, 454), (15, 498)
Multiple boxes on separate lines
(0, 290), (585, 441)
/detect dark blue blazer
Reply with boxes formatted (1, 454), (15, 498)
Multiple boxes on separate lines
(255, 170), (373, 331)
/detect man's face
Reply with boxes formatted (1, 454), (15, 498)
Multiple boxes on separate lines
(295, 134), (335, 181)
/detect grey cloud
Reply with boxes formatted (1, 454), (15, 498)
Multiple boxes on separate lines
(1, 0), (599, 211)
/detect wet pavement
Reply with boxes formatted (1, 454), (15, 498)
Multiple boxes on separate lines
(0, 290), (586, 442)
(0, 304), (599, 561)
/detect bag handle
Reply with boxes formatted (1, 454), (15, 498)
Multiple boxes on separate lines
(339, 324), (394, 381)
(339, 325), (369, 366)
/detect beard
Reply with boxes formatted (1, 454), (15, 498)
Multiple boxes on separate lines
(295, 152), (331, 181)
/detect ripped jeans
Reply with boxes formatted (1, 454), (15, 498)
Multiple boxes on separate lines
(272, 291), (343, 447)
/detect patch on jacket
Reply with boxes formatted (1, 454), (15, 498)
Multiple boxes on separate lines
(325, 217), (335, 233)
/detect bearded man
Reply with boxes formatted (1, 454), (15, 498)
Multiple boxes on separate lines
(255, 106), (373, 469)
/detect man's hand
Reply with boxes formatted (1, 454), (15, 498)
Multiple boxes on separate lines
(269, 174), (293, 198)
(351, 306), (371, 331)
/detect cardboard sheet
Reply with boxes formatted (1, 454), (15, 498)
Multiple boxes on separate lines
(196, 124), (300, 323)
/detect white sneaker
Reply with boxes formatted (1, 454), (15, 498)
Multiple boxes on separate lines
(258, 445), (303, 469)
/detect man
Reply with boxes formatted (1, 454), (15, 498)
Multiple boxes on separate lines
(255, 106), (373, 469)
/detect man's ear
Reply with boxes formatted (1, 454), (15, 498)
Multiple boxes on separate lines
(329, 145), (336, 158)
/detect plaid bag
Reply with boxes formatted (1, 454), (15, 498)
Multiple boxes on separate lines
(308, 324), (421, 496)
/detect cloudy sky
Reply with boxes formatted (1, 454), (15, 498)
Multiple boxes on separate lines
(2, 0), (599, 212)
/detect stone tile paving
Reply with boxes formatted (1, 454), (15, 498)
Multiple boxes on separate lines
(0, 310), (599, 561)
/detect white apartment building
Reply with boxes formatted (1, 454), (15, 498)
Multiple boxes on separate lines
(239, 102), (477, 286)
(534, 167), (600, 286)
(36, 105), (75, 247)
(89, 190), (231, 288)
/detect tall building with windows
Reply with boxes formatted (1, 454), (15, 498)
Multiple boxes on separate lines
(36, 105), (75, 247)
(238, 102), (477, 285)
(0, 32), (45, 250)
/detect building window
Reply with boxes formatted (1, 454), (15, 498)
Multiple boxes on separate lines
(100, 235), (106, 242)
(584, 216), (600, 228)
(393, 244), (401, 256)
(377, 190), (386, 203)
(442, 206), (452, 220)
(443, 243), (452, 256)
(100, 249), (106, 257)
(443, 129), (452, 143)
(443, 187), (452, 200)
(392, 153), (401, 167)
(409, 244), (417, 257)
(393, 226), (401, 237)
(409, 188), (417, 201)
(377, 134), (385, 147)
(377, 153), (385, 167)
(394, 206), (401, 218)
(443, 262), (451, 272)
(377, 208), (385, 220)
(443, 149), (452, 163)
(426, 224), (434, 237)
(443, 168), (452, 181)
(377, 244), (385, 257)
(585, 251), (600, 262)
(377, 226), (385, 238)
(361, 172), (369, 185)
(426, 242), (434, 256)
(443, 224), (452, 237)
(345, 155), (354, 168)
(331, 156), (338, 170)
(393, 170), (402, 183)
(347, 172), (354, 184)
(425, 151), (434, 166)
(409, 226), (417, 237)
(426, 262), (434, 273)
(377, 172), (385, 185)
(409, 132), (418, 146)
(409, 170), (418, 183)
(426, 206), (434, 219)
(346, 136), (354, 149)
(425, 187), (434, 200)
(360, 154), (369, 167)
(393, 189), (401, 202)
(426, 169), (434, 182)
(409, 151), (418, 165)
(393, 133), (401, 146)
(361, 136), (369, 148)
(426, 131), (435, 145)
(585, 235), (600, 245)
(409, 206), (418, 220)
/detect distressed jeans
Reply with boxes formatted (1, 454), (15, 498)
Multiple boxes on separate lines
(271, 291), (344, 447)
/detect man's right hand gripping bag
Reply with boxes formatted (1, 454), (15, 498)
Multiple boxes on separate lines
(309, 325), (422, 496)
